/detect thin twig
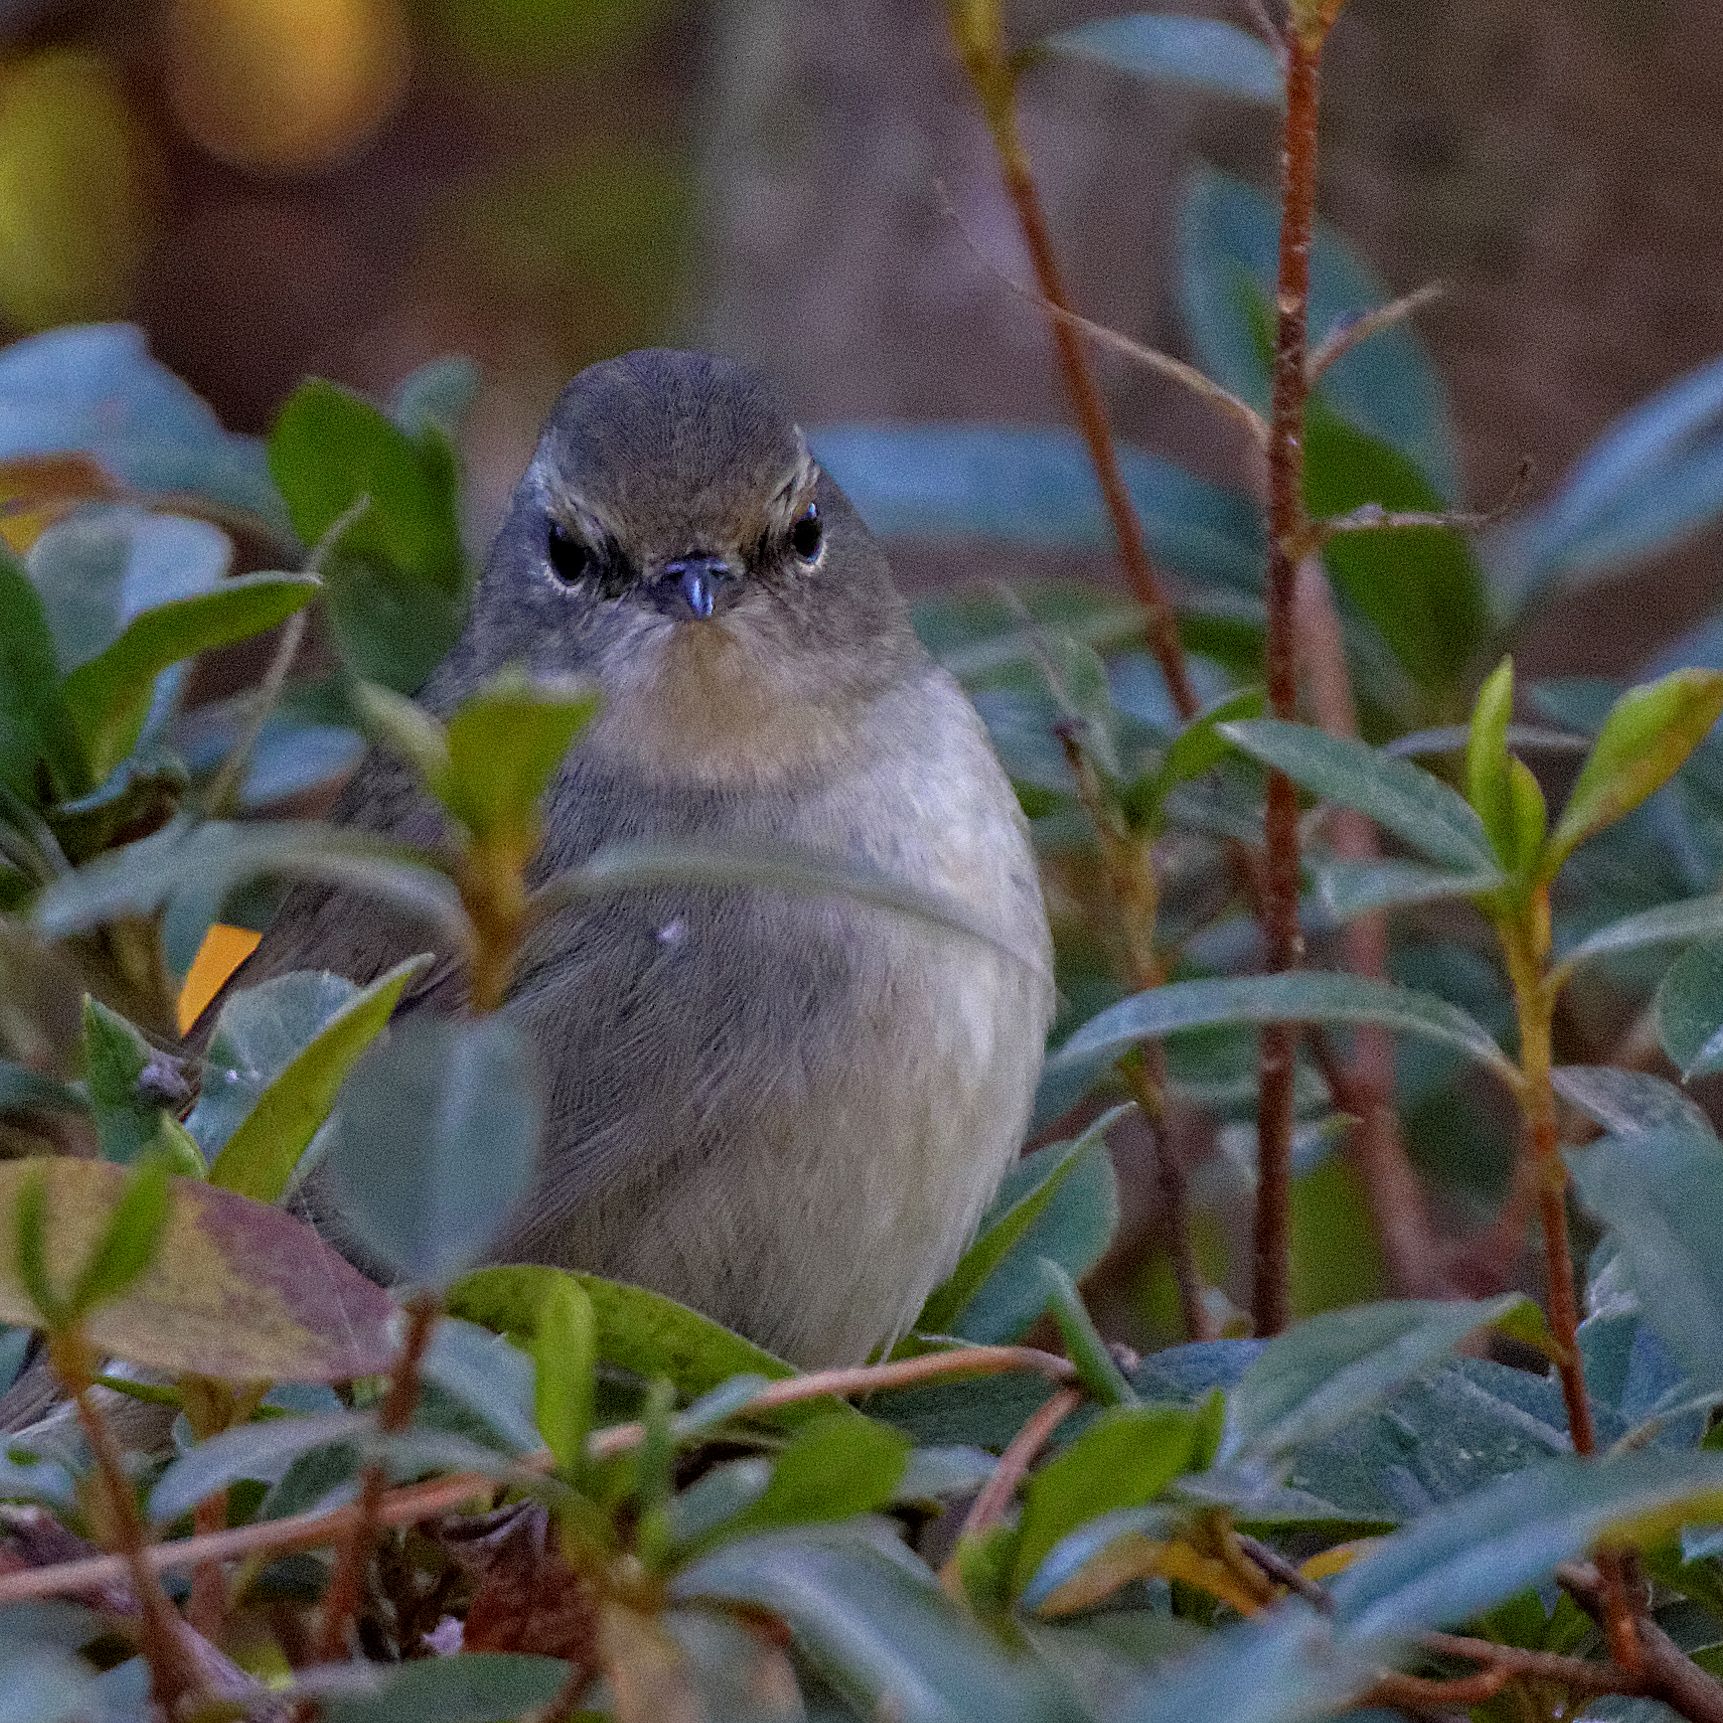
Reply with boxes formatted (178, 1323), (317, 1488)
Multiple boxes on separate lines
(0, 1345), (1077, 1606)
(54, 1339), (207, 1715)
(946, 1385), (1083, 1566)
(1307, 280), (1446, 384)
(311, 1291), (441, 1666)
(1253, 8), (1329, 1338)
(951, 11), (1199, 720)
(1501, 910), (1642, 1671)
(202, 609), (311, 820)
(1563, 1563), (1723, 1723)
(1305, 457), (1531, 553)
(935, 180), (1268, 448)
(1237, 1537), (1654, 1703)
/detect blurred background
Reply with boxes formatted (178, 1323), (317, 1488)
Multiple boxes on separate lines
(2, 0), (1720, 675)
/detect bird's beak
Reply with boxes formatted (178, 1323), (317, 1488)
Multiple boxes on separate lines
(657, 554), (734, 621)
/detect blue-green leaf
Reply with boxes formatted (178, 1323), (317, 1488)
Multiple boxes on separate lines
(813, 422), (1263, 589)
(1044, 15), (1281, 104)
(1497, 352), (1723, 605)
(1050, 974), (1513, 1083)
(324, 1016), (539, 1288)
(1221, 719), (1498, 872)
(0, 323), (287, 533)
(195, 959), (426, 1203)
(1177, 167), (1457, 496)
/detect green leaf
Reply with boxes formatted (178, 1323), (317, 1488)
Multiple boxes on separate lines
(1466, 657), (1516, 861)
(317, 1653), (573, 1723)
(1568, 1125), (1723, 1397)
(675, 1531), (1077, 1723)
(1546, 670), (1723, 875)
(813, 422), (1263, 590)
(1221, 1297), (1546, 1465)
(531, 1273), (594, 1475)
(556, 835), (1042, 971)
(62, 573), (317, 782)
(391, 355), (481, 443)
(148, 1409), (370, 1526)
(1044, 15), (1281, 103)
(1135, 688), (1266, 823)
(81, 996), (171, 1164)
(27, 508), (230, 672)
(1553, 1065), (1715, 1139)
(349, 680), (449, 786)
(917, 1107), (1127, 1339)
(0, 324), (288, 533)
(449, 1265), (847, 1426)
(0, 1157), (395, 1379)
(0, 546), (72, 796)
(1115, 1605), (1363, 1723)
(1655, 938), (1723, 1079)
(323, 1016), (539, 1289)
(67, 1155), (169, 1317)
(726, 1415), (911, 1539)
(1328, 1449), (1723, 1639)
(1312, 858), (1503, 922)
(1560, 892), (1723, 977)
(268, 379), (469, 691)
(1049, 974), (1514, 1083)
(1221, 719), (1497, 873)
(1040, 1259), (1135, 1407)
(1499, 351), (1723, 605)
(14, 1169), (58, 1326)
(420, 1316), (541, 1456)
(1014, 1405), (1203, 1592)
(1177, 166), (1458, 499)
(0, 1063), (85, 1120)
(437, 671), (599, 842)
(32, 818), (463, 945)
(1304, 397), (1491, 691)
(193, 959), (427, 1203)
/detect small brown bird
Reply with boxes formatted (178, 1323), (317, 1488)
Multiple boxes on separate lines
(250, 349), (1053, 1366)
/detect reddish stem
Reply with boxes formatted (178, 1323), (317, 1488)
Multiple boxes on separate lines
(954, 28), (1198, 721)
(311, 1291), (441, 1667)
(1252, 23), (1326, 1337)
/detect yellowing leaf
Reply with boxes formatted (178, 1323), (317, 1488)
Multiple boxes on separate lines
(1300, 1540), (1379, 1582)
(0, 1157), (395, 1381)
(1546, 669), (1723, 877)
(177, 923), (261, 1034)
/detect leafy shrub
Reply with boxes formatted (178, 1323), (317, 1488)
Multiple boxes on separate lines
(6, 5), (1723, 1722)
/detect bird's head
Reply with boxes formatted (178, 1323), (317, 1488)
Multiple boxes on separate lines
(461, 349), (923, 782)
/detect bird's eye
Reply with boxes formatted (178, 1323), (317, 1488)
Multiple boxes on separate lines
(546, 520), (591, 586)
(789, 501), (824, 565)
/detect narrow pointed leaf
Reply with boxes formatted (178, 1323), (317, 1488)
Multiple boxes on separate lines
(1221, 1297), (1546, 1465)
(1546, 670), (1723, 874)
(1049, 974), (1513, 1082)
(916, 1106), (1126, 1338)
(1221, 719), (1497, 872)
(1045, 15), (1281, 103)
(1561, 893), (1723, 975)
(196, 958), (428, 1202)
(675, 1532), (1075, 1723)
(1312, 858), (1502, 922)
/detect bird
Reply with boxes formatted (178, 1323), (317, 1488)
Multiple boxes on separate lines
(234, 348), (1053, 1367)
